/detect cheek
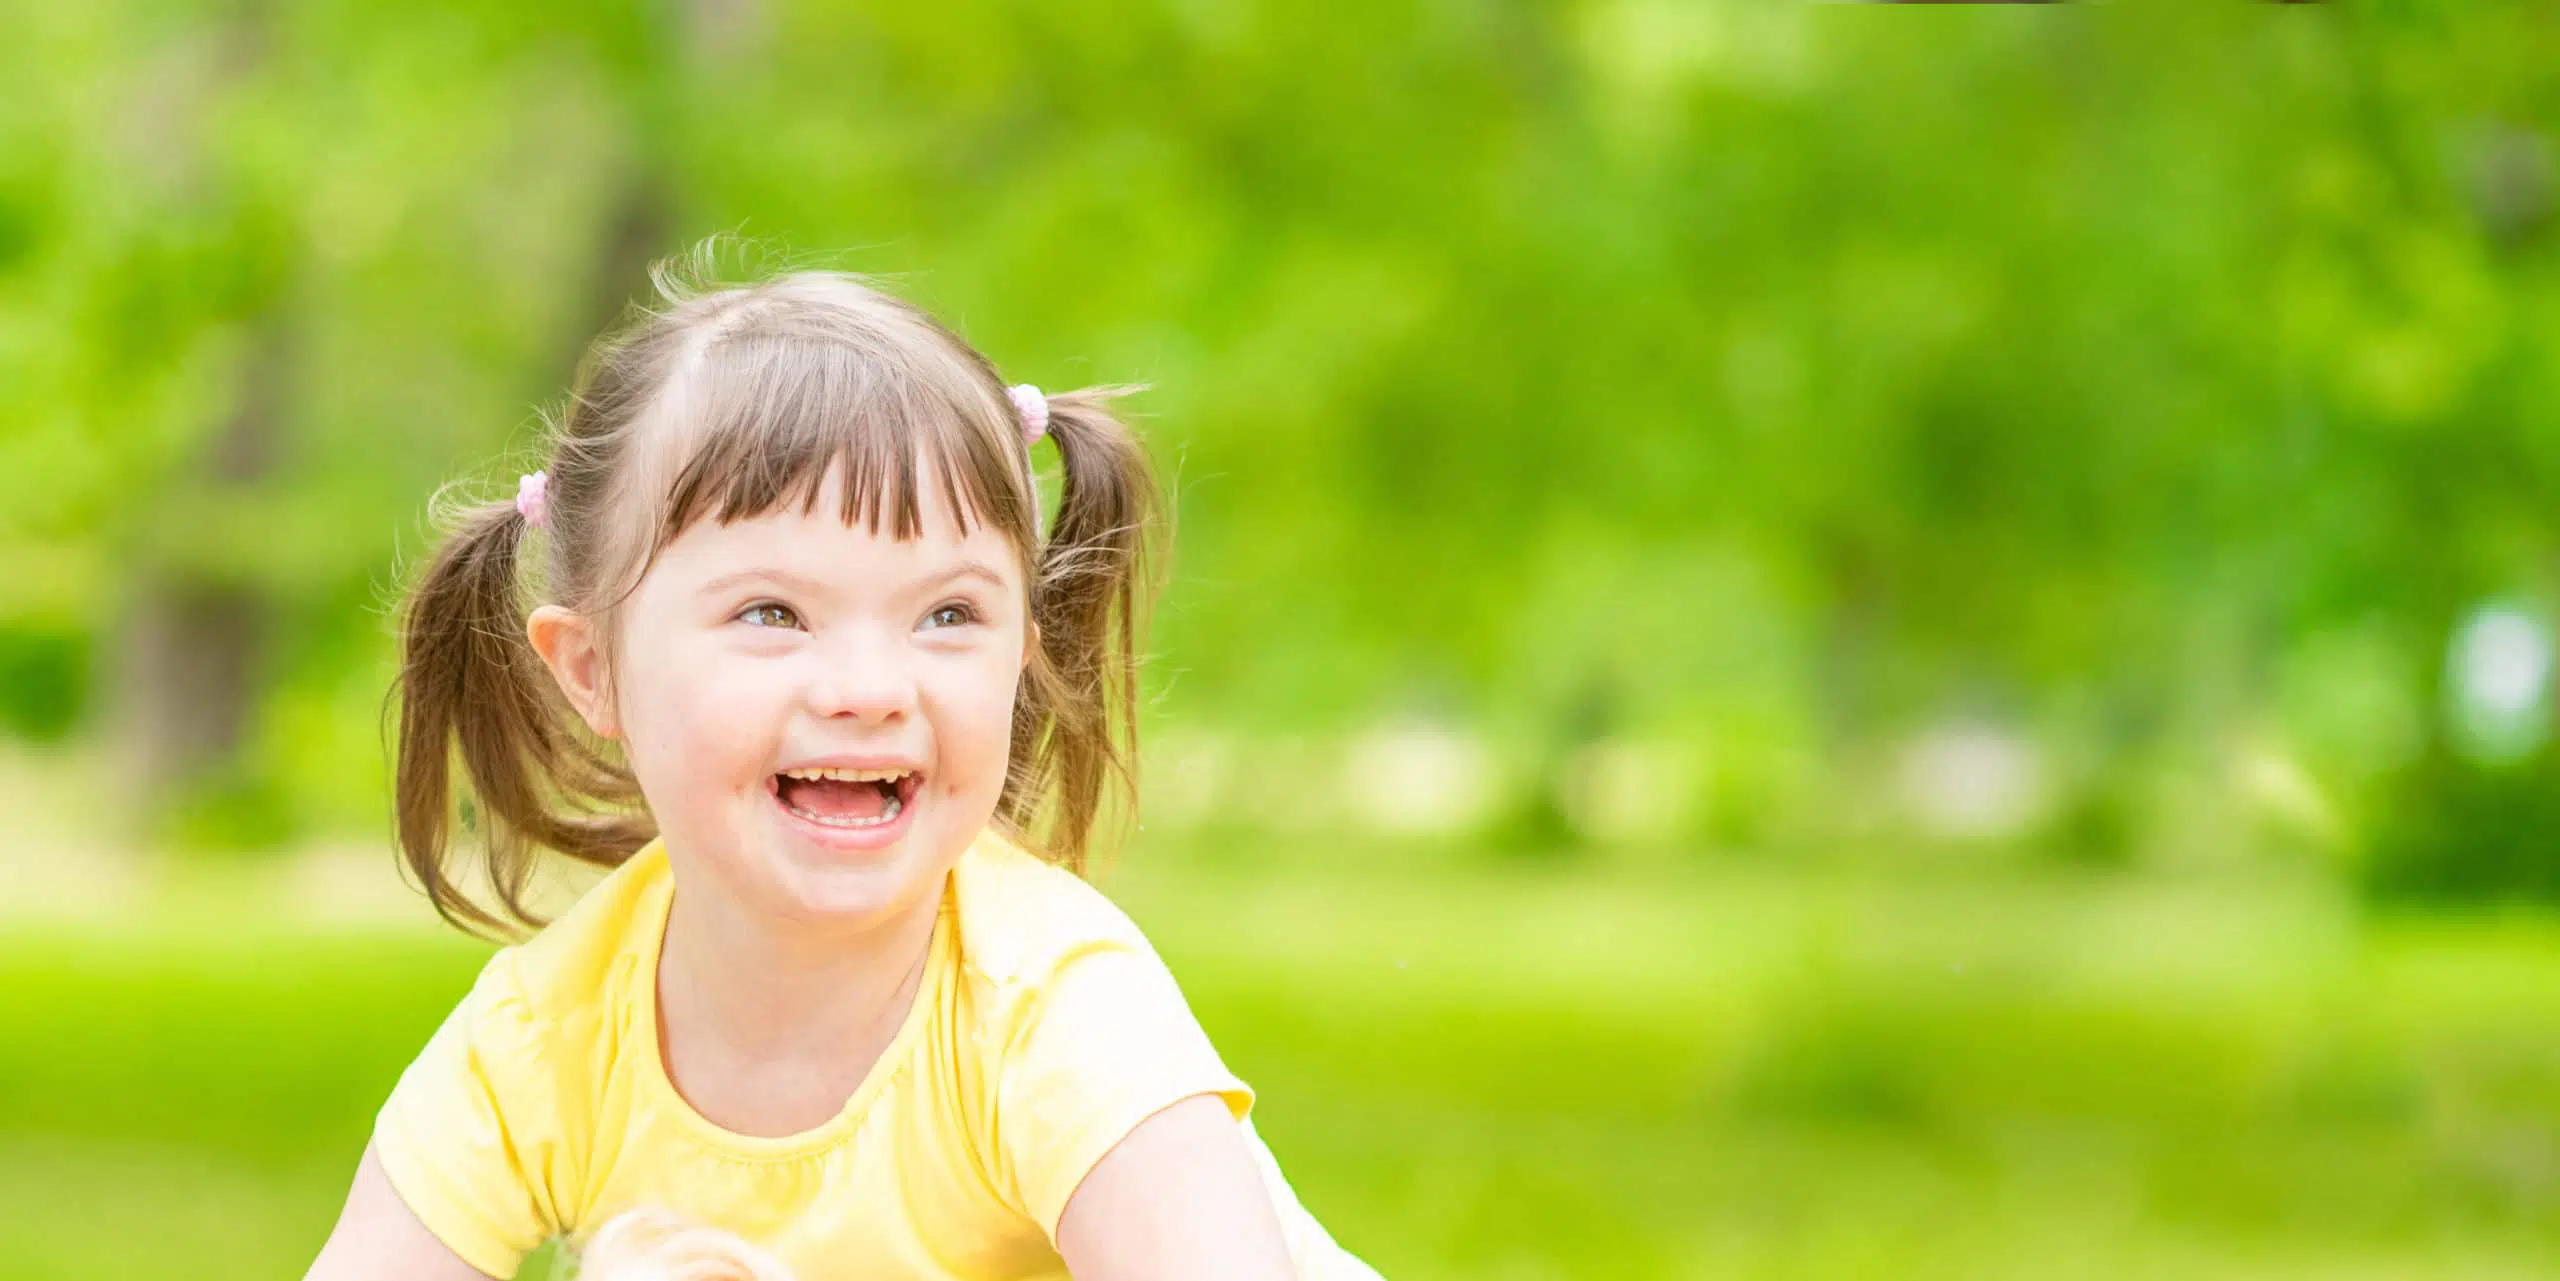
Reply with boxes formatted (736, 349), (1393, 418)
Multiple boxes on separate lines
(615, 641), (783, 783)
(934, 652), (1025, 775)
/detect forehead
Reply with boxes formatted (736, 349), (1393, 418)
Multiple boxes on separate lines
(647, 459), (1022, 588)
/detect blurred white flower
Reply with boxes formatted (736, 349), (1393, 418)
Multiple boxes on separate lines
(1343, 723), (1495, 836)
(2447, 602), (2553, 764)
(1897, 719), (2045, 841)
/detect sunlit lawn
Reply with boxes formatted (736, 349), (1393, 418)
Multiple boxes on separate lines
(2, 849), (2557, 1280)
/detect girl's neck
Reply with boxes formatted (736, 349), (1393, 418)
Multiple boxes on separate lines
(652, 869), (945, 1135)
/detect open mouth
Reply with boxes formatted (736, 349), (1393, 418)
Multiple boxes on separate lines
(769, 766), (924, 830)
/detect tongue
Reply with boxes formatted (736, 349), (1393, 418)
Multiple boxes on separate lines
(777, 776), (892, 821)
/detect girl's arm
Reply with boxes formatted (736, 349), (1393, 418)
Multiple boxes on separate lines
(304, 1142), (504, 1281)
(1053, 1094), (1298, 1281)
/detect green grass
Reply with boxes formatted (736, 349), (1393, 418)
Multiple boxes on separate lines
(3, 857), (2558, 1279)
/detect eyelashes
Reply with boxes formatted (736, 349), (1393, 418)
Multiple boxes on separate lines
(732, 600), (985, 632)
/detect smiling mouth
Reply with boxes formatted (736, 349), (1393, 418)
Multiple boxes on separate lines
(770, 767), (923, 829)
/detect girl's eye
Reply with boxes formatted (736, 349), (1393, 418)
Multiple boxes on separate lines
(923, 602), (978, 630)
(739, 602), (802, 630)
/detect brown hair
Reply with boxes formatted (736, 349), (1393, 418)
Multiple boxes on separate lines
(392, 248), (1161, 936)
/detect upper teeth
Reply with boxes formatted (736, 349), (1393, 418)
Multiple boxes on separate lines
(781, 767), (910, 782)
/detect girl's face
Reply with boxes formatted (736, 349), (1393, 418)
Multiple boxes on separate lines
(540, 464), (1028, 931)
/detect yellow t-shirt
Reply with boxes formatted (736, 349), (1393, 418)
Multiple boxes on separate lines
(374, 831), (1377, 1281)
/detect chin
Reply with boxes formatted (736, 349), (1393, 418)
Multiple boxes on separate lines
(764, 854), (925, 925)
(757, 814), (962, 928)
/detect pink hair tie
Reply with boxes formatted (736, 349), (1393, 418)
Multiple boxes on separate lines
(515, 470), (550, 528)
(1007, 384), (1049, 444)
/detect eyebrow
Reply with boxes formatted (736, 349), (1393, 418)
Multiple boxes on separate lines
(694, 566), (831, 602)
(919, 559), (1015, 594)
(694, 559), (1014, 602)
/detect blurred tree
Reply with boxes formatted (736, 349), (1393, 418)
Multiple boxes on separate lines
(2, 1), (2558, 893)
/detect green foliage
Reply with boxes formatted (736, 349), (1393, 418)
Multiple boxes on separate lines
(2368, 746), (2560, 903)
(4, 4), (2560, 888)
(0, 626), (85, 742)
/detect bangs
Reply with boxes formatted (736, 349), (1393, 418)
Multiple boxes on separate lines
(643, 326), (1033, 559)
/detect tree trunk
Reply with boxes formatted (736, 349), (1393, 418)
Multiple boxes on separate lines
(111, 5), (295, 830)
(116, 306), (296, 812)
(553, 0), (768, 383)
(559, 166), (673, 381)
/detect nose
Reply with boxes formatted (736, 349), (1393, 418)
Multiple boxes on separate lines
(802, 630), (915, 724)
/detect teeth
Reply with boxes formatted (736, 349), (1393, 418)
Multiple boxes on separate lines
(779, 766), (912, 783)
(782, 792), (905, 829)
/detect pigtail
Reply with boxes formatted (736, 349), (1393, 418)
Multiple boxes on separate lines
(1008, 386), (1163, 874)
(392, 494), (649, 938)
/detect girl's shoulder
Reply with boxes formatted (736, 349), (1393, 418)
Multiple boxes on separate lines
(946, 828), (1159, 991)
(376, 846), (671, 1263)
(938, 829), (1255, 1236)
(487, 841), (672, 1025)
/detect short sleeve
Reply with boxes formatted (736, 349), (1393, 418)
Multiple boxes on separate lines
(990, 940), (1254, 1236)
(372, 951), (568, 1279)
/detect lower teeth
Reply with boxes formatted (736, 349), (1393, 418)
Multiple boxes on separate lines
(786, 792), (903, 829)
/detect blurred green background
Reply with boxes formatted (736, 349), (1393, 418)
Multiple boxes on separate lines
(6, 1), (2560, 1278)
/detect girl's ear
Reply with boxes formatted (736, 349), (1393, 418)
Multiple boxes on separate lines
(528, 605), (621, 739)
(1023, 617), (1040, 671)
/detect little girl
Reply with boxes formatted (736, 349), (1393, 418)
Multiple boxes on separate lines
(303, 258), (1379, 1281)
